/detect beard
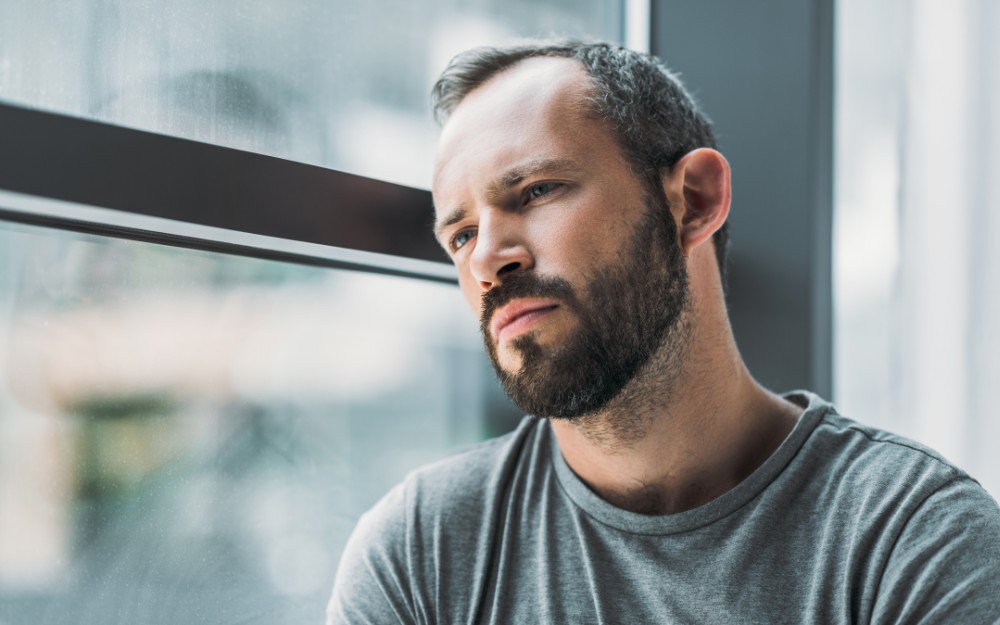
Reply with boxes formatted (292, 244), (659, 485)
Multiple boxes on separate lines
(480, 189), (690, 419)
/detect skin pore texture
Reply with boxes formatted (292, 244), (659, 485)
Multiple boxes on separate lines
(432, 57), (803, 515)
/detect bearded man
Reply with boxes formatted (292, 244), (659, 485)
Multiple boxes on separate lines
(327, 40), (1000, 624)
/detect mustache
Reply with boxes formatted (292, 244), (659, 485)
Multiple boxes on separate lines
(479, 272), (578, 335)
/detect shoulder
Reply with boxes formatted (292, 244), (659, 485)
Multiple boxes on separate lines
(810, 404), (1000, 534)
(789, 395), (1000, 620)
(802, 398), (999, 523)
(801, 397), (973, 500)
(346, 414), (543, 553)
(403, 415), (543, 517)
(779, 393), (1000, 550)
(327, 416), (544, 624)
(870, 456), (1000, 621)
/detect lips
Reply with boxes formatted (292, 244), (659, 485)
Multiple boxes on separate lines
(490, 299), (560, 341)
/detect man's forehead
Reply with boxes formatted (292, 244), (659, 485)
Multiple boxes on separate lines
(432, 57), (593, 192)
(439, 56), (590, 132)
(473, 55), (588, 94)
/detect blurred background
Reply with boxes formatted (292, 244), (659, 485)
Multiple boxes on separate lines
(0, 0), (997, 623)
(833, 0), (1000, 505)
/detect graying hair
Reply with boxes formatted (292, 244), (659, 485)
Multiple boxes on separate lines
(432, 39), (729, 288)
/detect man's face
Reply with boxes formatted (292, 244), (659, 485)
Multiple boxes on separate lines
(432, 57), (689, 418)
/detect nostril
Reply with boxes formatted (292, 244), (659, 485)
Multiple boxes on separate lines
(498, 261), (521, 276)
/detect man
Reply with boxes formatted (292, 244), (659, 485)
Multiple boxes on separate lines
(328, 40), (1000, 623)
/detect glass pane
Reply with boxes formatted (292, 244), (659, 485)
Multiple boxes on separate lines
(834, 0), (1000, 498)
(0, 217), (518, 624)
(0, 0), (624, 188)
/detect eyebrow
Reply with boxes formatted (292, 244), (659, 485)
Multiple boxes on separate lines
(433, 156), (583, 240)
(433, 205), (469, 241)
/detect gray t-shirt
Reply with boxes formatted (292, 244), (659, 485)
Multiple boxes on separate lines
(327, 393), (1000, 624)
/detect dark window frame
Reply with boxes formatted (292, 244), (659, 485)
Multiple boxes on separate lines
(0, 102), (455, 283)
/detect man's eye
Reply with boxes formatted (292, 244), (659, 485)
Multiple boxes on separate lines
(527, 182), (558, 200)
(450, 229), (475, 251)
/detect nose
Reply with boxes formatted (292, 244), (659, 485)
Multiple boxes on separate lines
(468, 212), (534, 292)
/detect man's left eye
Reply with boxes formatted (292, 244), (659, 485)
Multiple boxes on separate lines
(527, 182), (558, 200)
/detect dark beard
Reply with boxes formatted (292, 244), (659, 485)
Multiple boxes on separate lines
(480, 190), (689, 419)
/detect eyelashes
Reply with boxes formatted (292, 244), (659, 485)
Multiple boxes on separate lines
(527, 181), (559, 200)
(450, 228), (476, 252)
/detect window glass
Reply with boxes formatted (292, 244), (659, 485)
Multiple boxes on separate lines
(834, 0), (1000, 497)
(0, 219), (518, 623)
(0, 0), (623, 188)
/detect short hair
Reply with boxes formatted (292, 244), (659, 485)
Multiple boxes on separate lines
(432, 39), (729, 289)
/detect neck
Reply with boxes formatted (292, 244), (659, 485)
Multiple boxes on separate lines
(549, 303), (802, 515)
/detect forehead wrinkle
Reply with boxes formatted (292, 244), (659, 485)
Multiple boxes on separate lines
(486, 156), (584, 201)
(431, 62), (593, 240)
(435, 155), (585, 238)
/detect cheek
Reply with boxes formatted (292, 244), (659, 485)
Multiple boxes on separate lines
(540, 224), (622, 282)
(534, 199), (634, 271)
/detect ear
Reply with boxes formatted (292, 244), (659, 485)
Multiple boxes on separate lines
(663, 148), (731, 256)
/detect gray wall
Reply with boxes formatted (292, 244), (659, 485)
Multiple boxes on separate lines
(651, 0), (834, 396)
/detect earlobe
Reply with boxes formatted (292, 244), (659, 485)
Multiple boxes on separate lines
(664, 148), (731, 256)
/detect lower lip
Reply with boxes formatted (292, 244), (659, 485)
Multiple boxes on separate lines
(496, 306), (559, 342)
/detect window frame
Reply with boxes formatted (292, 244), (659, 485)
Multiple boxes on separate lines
(0, 102), (457, 283)
(0, 4), (646, 284)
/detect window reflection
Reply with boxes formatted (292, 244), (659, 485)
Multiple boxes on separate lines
(0, 221), (517, 624)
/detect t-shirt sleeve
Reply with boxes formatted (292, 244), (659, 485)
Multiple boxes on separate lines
(871, 476), (1000, 624)
(326, 482), (419, 625)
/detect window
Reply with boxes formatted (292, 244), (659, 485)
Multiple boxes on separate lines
(0, 218), (499, 621)
(834, 0), (999, 497)
(0, 1), (630, 621)
(0, 0), (624, 189)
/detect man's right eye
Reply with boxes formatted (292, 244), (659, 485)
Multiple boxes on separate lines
(450, 229), (476, 252)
